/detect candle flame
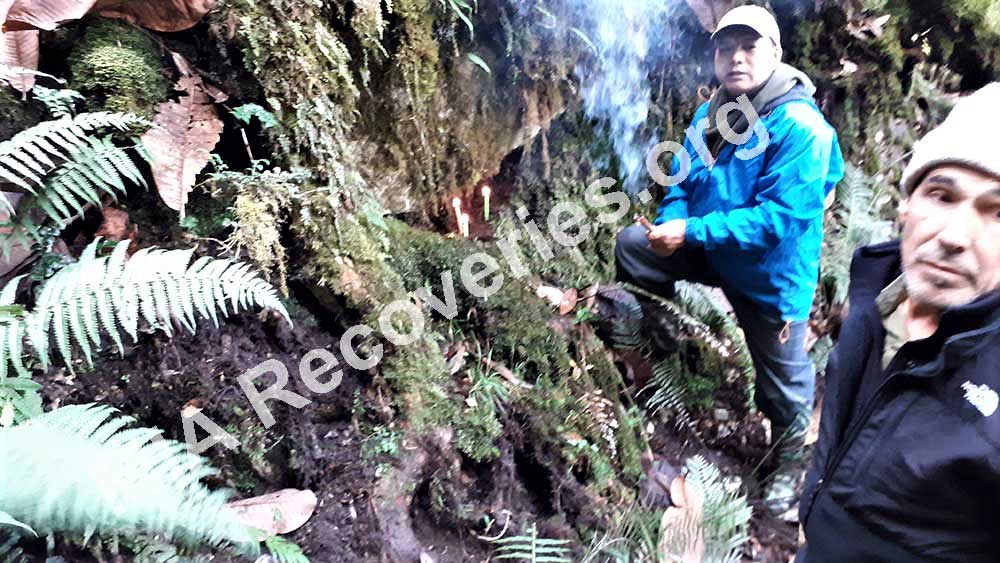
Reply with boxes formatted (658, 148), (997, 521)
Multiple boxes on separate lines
(482, 185), (491, 196)
(452, 197), (462, 209)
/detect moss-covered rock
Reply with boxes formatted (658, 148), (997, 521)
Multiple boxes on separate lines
(68, 19), (168, 117)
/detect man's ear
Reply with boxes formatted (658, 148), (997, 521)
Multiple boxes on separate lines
(898, 198), (909, 224)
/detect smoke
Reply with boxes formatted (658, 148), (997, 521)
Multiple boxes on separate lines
(569, 0), (690, 195)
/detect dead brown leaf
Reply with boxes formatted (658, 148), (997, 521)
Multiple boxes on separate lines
(536, 284), (579, 315)
(142, 56), (223, 217)
(581, 284), (599, 310)
(446, 341), (467, 375)
(4, 0), (93, 31)
(658, 473), (706, 562)
(4, 0), (215, 32)
(535, 285), (564, 308)
(481, 356), (533, 390)
(558, 287), (578, 315)
(93, 0), (217, 32)
(1, 0), (214, 92)
(227, 488), (318, 538)
(659, 505), (706, 563)
(0, 28), (38, 92)
(94, 207), (138, 243)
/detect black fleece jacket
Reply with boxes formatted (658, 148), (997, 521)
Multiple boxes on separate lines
(797, 240), (1000, 562)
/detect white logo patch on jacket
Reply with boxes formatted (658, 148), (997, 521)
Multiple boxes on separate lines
(961, 381), (999, 417)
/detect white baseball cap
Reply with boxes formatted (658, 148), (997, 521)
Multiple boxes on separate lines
(900, 82), (1000, 194)
(711, 5), (781, 48)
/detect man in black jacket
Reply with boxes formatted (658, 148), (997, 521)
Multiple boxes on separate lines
(797, 83), (1000, 561)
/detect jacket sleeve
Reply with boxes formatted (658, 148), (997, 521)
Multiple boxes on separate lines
(653, 154), (691, 225)
(684, 108), (844, 251)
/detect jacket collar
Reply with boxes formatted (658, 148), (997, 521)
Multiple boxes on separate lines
(847, 239), (903, 303)
(850, 239), (1000, 366)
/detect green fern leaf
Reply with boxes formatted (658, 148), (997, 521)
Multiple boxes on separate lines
(1, 240), (291, 375)
(0, 404), (256, 550)
(3, 114), (150, 247)
(265, 536), (310, 563)
(491, 524), (572, 562)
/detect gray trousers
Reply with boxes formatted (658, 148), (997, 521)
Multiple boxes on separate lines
(614, 225), (814, 438)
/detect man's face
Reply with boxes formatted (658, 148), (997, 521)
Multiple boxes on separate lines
(901, 165), (1000, 311)
(714, 27), (781, 96)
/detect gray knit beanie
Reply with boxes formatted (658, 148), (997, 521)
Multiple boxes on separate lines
(900, 82), (1000, 195)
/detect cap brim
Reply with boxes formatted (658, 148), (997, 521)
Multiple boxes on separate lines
(710, 23), (764, 41)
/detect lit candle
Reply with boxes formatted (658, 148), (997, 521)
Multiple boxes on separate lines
(482, 185), (491, 221)
(452, 197), (463, 230)
(460, 213), (470, 237)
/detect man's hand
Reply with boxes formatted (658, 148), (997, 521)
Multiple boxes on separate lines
(647, 219), (686, 256)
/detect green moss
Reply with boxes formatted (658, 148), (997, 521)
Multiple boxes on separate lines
(0, 88), (43, 141)
(230, 0), (361, 193)
(455, 401), (503, 462)
(383, 217), (571, 381)
(616, 406), (646, 485)
(68, 19), (168, 117)
(361, 424), (402, 461)
(673, 339), (725, 411)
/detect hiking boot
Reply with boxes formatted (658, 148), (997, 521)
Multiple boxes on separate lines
(763, 462), (805, 521)
(762, 424), (808, 520)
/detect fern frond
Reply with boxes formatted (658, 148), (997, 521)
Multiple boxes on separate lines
(133, 539), (212, 563)
(12, 137), (148, 232)
(659, 456), (751, 563)
(492, 524), (572, 562)
(265, 536), (310, 563)
(672, 283), (752, 377)
(639, 360), (693, 431)
(31, 86), (85, 119)
(0, 404), (255, 550)
(609, 296), (644, 352)
(1, 240), (291, 375)
(0, 377), (43, 426)
(0, 112), (149, 215)
(822, 165), (895, 303)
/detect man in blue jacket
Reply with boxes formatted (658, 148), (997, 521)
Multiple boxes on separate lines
(615, 5), (844, 513)
(797, 83), (1000, 562)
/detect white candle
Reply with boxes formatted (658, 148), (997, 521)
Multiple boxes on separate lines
(452, 197), (463, 231)
(460, 212), (470, 237)
(482, 185), (491, 221)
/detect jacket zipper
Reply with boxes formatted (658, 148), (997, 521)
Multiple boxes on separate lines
(802, 364), (912, 527)
(802, 308), (988, 526)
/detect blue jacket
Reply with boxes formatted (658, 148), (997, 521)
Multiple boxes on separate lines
(654, 97), (844, 321)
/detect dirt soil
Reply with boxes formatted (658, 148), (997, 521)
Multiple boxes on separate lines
(25, 287), (801, 563)
(36, 310), (386, 562)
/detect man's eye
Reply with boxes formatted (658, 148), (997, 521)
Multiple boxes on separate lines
(927, 188), (952, 202)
